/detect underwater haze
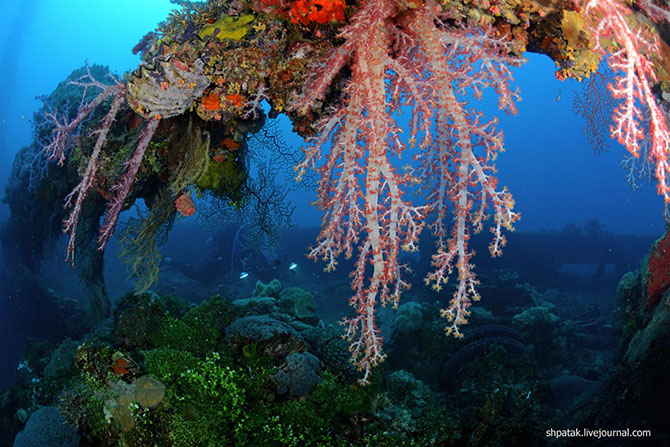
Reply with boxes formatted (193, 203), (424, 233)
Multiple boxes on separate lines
(1, 0), (670, 446)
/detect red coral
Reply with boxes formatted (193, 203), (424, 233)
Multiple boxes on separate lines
(222, 137), (240, 150)
(112, 357), (131, 376)
(175, 192), (196, 217)
(202, 92), (221, 111)
(645, 230), (670, 308)
(290, 0), (346, 25)
(225, 93), (245, 107)
(255, 0), (345, 25)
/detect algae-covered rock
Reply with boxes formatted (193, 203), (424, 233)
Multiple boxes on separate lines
(44, 338), (78, 383)
(112, 291), (168, 350)
(289, 320), (314, 333)
(304, 325), (360, 382)
(278, 287), (316, 321)
(375, 370), (435, 432)
(614, 271), (642, 334)
(273, 352), (321, 397)
(133, 375), (166, 409)
(232, 296), (279, 315)
(616, 271), (640, 307)
(103, 375), (166, 433)
(13, 406), (79, 447)
(625, 292), (670, 365)
(549, 374), (596, 412)
(104, 383), (136, 433)
(252, 279), (282, 298)
(512, 306), (560, 332)
(393, 301), (423, 334)
(195, 152), (247, 199)
(225, 315), (305, 358)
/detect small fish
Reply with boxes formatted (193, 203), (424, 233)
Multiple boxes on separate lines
(556, 88), (561, 103)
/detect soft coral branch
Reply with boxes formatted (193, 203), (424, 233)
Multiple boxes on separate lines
(62, 89), (126, 263)
(291, 0), (521, 381)
(44, 63), (123, 166)
(97, 117), (160, 250)
(584, 0), (670, 201)
(43, 63), (126, 264)
(637, 0), (670, 23)
(291, 0), (428, 383)
(44, 62), (164, 263)
(405, 5), (521, 337)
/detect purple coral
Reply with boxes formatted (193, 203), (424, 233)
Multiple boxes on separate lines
(43, 62), (126, 263)
(97, 117), (160, 249)
(43, 63), (124, 166)
(47, 52), (213, 263)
